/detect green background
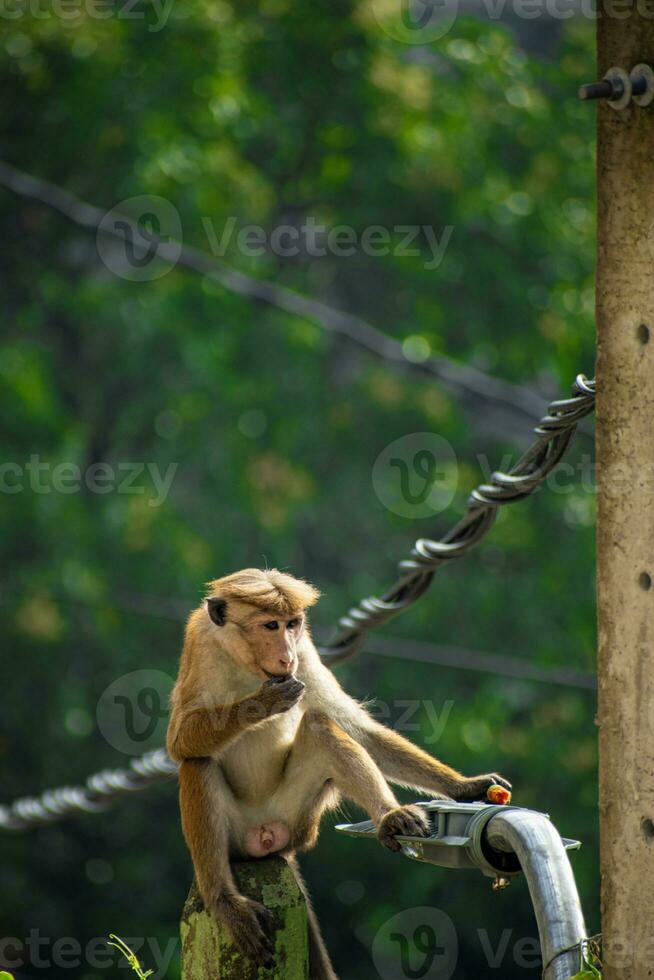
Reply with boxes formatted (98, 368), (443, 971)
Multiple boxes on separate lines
(0, 2), (598, 977)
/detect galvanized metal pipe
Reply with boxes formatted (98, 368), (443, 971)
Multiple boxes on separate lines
(485, 809), (587, 980)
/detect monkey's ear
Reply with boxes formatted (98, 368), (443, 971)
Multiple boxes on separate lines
(207, 597), (227, 627)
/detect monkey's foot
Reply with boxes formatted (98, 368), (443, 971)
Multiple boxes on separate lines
(454, 773), (512, 802)
(377, 804), (431, 853)
(215, 893), (276, 964)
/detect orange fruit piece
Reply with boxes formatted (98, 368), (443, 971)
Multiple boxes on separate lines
(487, 784), (512, 805)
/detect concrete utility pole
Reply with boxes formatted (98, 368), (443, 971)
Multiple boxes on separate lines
(596, 8), (654, 979)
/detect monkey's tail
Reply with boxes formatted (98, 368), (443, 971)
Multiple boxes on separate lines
(286, 855), (339, 980)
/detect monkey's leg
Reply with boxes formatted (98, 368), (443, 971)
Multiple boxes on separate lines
(178, 759), (275, 963)
(359, 721), (511, 800)
(279, 713), (431, 856)
(281, 712), (399, 821)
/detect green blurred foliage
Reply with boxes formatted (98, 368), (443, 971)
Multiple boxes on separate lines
(0, 3), (597, 978)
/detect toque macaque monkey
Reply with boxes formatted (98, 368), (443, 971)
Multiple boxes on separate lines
(167, 568), (511, 978)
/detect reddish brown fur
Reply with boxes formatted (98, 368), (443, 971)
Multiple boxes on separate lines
(167, 568), (511, 976)
(205, 567), (320, 616)
(359, 723), (465, 796)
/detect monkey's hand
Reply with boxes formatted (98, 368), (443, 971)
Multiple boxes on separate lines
(258, 676), (305, 716)
(453, 773), (512, 802)
(377, 804), (431, 853)
(215, 892), (276, 964)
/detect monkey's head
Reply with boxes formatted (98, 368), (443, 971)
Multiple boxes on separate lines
(204, 568), (320, 680)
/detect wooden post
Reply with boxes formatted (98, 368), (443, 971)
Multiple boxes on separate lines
(180, 858), (310, 979)
(596, 9), (654, 979)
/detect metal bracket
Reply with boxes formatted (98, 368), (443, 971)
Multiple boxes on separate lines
(335, 799), (581, 880)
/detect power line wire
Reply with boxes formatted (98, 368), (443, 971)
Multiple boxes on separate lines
(363, 635), (595, 690)
(321, 375), (595, 664)
(0, 159), (550, 432)
(0, 585), (595, 688)
(0, 634), (593, 832)
(0, 375), (596, 831)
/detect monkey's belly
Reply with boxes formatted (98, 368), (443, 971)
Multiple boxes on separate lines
(218, 708), (301, 803)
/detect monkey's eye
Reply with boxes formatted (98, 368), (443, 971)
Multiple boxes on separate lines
(287, 618), (300, 630)
(263, 621), (279, 631)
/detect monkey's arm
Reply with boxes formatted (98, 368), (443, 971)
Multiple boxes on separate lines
(298, 644), (511, 800)
(358, 719), (511, 800)
(300, 655), (462, 795)
(301, 650), (510, 800)
(167, 700), (246, 761)
(357, 720), (463, 795)
(167, 676), (305, 761)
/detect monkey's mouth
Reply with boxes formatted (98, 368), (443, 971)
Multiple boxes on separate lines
(262, 668), (292, 681)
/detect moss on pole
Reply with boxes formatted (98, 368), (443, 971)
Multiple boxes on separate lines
(180, 858), (310, 979)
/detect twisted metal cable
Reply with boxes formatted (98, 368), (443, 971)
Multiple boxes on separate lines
(0, 374), (595, 830)
(0, 750), (177, 831)
(318, 374), (595, 664)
